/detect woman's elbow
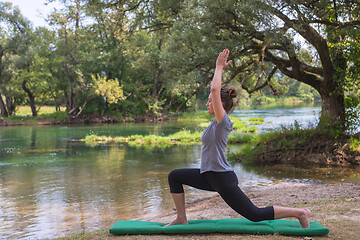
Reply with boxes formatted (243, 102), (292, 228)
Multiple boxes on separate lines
(210, 86), (220, 93)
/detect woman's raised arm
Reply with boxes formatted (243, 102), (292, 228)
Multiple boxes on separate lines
(210, 49), (232, 123)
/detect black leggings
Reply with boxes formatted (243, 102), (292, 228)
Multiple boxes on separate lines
(168, 168), (274, 222)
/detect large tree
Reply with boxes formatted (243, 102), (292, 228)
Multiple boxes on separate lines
(47, 0), (84, 116)
(159, 0), (360, 130)
(0, 2), (32, 117)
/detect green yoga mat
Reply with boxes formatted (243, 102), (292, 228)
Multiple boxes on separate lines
(109, 219), (329, 236)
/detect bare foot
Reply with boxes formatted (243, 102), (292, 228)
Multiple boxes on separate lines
(299, 208), (311, 228)
(163, 218), (188, 228)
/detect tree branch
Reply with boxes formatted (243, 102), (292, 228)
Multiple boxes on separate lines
(270, 7), (334, 84)
(264, 49), (322, 91)
(310, 20), (360, 28)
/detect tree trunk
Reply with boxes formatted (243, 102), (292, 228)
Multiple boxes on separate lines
(0, 48), (8, 117)
(22, 80), (37, 117)
(6, 96), (16, 116)
(152, 39), (163, 99)
(319, 90), (345, 127)
(0, 93), (8, 117)
(75, 0), (80, 41)
(63, 27), (73, 112)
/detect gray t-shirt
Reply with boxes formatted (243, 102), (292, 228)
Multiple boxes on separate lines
(200, 113), (234, 173)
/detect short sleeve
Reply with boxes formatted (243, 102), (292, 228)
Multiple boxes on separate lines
(216, 113), (233, 132)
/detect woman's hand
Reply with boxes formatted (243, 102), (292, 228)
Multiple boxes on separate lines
(216, 49), (232, 69)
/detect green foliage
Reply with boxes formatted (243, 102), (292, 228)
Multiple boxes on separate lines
(349, 137), (360, 152)
(0, 2), (33, 116)
(228, 133), (255, 144)
(251, 120), (348, 153)
(0, 0), (358, 128)
(38, 111), (68, 122)
(229, 116), (249, 131)
(317, 117), (343, 139)
(91, 74), (126, 104)
(251, 95), (277, 105)
(226, 143), (256, 163)
(145, 98), (166, 117)
(344, 96), (360, 134)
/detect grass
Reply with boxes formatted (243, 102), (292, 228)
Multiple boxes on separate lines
(15, 106), (66, 116)
(51, 195), (360, 240)
(247, 117), (265, 125)
(228, 133), (255, 144)
(83, 130), (258, 147)
(83, 130), (203, 147)
(227, 121), (360, 165)
(4, 106), (68, 123)
(227, 143), (255, 163)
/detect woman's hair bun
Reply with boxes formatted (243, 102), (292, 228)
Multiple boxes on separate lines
(228, 87), (238, 98)
(220, 87), (238, 114)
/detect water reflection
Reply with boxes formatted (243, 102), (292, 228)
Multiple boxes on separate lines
(232, 103), (322, 133)
(247, 163), (360, 184)
(0, 138), (206, 239)
(0, 104), (359, 239)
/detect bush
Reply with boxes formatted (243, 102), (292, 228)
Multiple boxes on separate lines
(43, 111), (68, 122)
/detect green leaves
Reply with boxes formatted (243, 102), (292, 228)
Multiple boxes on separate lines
(91, 74), (126, 104)
(0, 0), (358, 128)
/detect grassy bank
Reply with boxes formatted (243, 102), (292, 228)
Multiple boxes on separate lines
(3, 106), (68, 124)
(3, 106), (264, 128)
(240, 124), (360, 165)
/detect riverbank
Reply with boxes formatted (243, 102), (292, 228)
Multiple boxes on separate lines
(0, 113), (168, 126)
(54, 182), (360, 240)
(0, 106), (175, 126)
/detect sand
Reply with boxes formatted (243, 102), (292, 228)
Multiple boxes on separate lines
(150, 182), (360, 223)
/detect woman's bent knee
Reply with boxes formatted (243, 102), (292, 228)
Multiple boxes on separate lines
(168, 169), (180, 182)
(168, 169), (184, 193)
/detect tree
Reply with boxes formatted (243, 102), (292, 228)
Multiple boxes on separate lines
(47, 0), (83, 116)
(0, 2), (32, 117)
(33, 27), (65, 111)
(133, 0), (217, 113)
(159, 0), (360, 130)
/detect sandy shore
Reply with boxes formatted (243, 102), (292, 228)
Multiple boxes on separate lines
(150, 182), (360, 223)
(56, 182), (360, 239)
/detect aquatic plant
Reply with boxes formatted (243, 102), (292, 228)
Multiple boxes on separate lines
(83, 128), (257, 147)
(247, 117), (265, 125)
(228, 133), (255, 144)
(83, 130), (203, 146)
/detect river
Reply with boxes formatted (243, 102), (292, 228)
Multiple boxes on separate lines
(0, 103), (359, 239)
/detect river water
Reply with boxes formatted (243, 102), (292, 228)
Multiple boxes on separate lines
(0, 103), (359, 239)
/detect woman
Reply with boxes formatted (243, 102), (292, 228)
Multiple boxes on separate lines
(164, 49), (311, 228)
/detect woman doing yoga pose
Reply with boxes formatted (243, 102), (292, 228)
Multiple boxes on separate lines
(164, 49), (311, 228)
